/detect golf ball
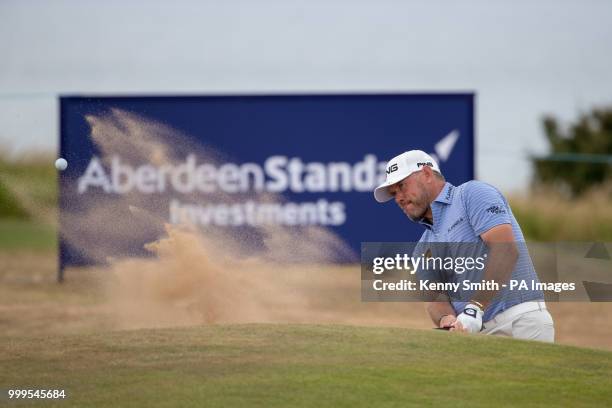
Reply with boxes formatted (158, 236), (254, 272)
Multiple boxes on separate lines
(55, 158), (68, 171)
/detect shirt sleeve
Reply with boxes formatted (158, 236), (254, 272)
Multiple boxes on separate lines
(462, 181), (512, 236)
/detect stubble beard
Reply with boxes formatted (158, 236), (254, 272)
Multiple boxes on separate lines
(404, 182), (431, 222)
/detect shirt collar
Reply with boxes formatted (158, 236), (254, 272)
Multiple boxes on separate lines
(434, 182), (455, 205)
(416, 182), (455, 231)
(418, 217), (433, 230)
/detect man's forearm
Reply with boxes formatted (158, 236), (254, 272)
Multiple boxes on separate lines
(472, 242), (518, 308)
(426, 301), (456, 326)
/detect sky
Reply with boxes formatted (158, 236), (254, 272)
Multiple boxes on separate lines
(1, 0), (611, 192)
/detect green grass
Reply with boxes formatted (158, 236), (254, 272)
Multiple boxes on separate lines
(0, 154), (58, 250)
(0, 180), (29, 219)
(0, 153), (57, 223)
(1, 324), (611, 407)
(0, 154), (57, 212)
(0, 219), (56, 251)
(508, 187), (612, 241)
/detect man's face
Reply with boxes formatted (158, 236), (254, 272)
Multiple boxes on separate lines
(388, 171), (431, 222)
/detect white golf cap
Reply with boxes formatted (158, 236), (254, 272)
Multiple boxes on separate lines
(373, 150), (441, 203)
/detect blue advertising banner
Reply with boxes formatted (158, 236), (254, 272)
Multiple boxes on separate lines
(59, 94), (474, 271)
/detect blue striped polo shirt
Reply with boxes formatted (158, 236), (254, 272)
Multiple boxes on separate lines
(414, 181), (544, 322)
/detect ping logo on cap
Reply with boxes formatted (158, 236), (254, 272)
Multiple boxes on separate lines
(417, 162), (434, 168)
(386, 163), (399, 174)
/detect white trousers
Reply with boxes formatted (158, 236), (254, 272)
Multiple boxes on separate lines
(481, 301), (555, 343)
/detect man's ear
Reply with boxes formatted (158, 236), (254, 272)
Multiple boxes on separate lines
(422, 165), (433, 182)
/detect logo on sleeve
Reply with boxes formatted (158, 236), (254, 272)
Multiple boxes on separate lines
(486, 205), (506, 214)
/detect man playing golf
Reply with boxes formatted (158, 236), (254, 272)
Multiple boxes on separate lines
(374, 150), (555, 342)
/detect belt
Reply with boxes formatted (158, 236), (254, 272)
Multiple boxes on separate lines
(484, 300), (547, 327)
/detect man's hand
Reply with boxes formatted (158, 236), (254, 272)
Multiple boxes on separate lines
(439, 314), (456, 328)
(451, 303), (483, 333)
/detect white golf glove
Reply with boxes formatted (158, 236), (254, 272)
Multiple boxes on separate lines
(455, 303), (484, 333)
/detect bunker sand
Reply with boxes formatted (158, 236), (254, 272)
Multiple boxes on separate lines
(2, 249), (612, 351)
